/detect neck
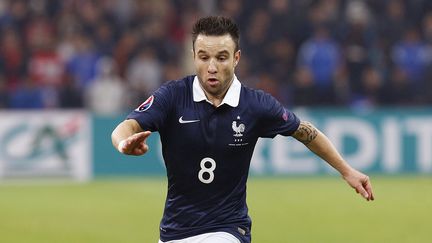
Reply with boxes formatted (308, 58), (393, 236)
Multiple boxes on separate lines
(204, 90), (225, 107)
(203, 77), (234, 107)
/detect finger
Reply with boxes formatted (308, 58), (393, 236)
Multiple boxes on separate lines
(364, 180), (374, 201)
(127, 131), (151, 149)
(355, 185), (369, 200)
(119, 139), (141, 154)
(132, 144), (149, 155)
(119, 131), (151, 155)
(137, 143), (149, 153)
(361, 176), (373, 200)
(133, 131), (151, 142)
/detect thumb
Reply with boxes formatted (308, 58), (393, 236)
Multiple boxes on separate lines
(117, 139), (128, 153)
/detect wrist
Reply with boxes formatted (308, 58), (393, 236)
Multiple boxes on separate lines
(339, 165), (355, 178)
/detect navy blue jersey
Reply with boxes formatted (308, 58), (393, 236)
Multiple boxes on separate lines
(127, 75), (300, 242)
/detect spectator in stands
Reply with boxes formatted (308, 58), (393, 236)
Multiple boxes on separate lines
(267, 0), (296, 41)
(26, 21), (64, 87)
(26, 15), (64, 108)
(0, 27), (26, 90)
(126, 47), (163, 101)
(66, 34), (100, 90)
(382, 68), (415, 105)
(58, 73), (84, 108)
(218, 0), (245, 25)
(94, 22), (116, 56)
(291, 67), (317, 106)
(297, 25), (342, 104)
(391, 27), (430, 94)
(422, 12), (432, 43)
(0, 0), (29, 32)
(242, 9), (271, 73)
(265, 38), (296, 83)
(341, 0), (374, 94)
(1, 0), (432, 110)
(113, 31), (139, 78)
(85, 57), (127, 115)
(0, 75), (9, 108)
(377, 0), (407, 48)
(351, 66), (385, 108)
(8, 77), (44, 109)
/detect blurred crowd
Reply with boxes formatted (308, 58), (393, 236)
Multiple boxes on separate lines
(1, 0), (432, 114)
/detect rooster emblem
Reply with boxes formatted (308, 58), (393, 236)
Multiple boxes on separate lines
(232, 121), (245, 137)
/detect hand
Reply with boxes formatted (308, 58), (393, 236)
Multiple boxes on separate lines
(117, 131), (151, 156)
(343, 169), (374, 201)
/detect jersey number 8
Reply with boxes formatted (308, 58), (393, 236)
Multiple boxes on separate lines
(198, 157), (216, 184)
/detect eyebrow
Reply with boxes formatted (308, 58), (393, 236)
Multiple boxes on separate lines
(197, 50), (230, 55)
(217, 50), (230, 55)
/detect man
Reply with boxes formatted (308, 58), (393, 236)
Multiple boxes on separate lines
(111, 16), (374, 243)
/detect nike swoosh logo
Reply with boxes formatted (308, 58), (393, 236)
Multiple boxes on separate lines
(179, 116), (200, 124)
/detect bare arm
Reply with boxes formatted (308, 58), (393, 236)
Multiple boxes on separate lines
(111, 119), (151, 156)
(292, 121), (374, 201)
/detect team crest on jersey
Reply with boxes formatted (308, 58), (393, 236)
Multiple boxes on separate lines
(135, 95), (154, 112)
(232, 121), (245, 137)
(229, 116), (248, 146)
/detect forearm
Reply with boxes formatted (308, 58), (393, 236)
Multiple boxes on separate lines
(292, 121), (374, 200)
(306, 131), (354, 176)
(292, 121), (353, 176)
(111, 119), (143, 149)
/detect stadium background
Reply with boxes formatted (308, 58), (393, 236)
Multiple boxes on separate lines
(0, 0), (431, 242)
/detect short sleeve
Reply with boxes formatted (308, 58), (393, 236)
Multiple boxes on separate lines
(258, 93), (300, 138)
(126, 83), (173, 132)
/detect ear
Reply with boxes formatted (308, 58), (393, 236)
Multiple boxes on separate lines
(234, 50), (241, 67)
(191, 48), (195, 59)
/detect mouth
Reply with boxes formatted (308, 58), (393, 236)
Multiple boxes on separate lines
(207, 78), (219, 86)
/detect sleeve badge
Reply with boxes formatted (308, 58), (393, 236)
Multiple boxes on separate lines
(135, 95), (154, 112)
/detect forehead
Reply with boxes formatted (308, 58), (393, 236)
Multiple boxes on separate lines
(194, 34), (236, 54)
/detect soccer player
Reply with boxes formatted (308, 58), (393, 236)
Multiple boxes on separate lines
(111, 16), (374, 243)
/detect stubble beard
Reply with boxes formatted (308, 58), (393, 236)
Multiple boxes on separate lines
(206, 75), (234, 100)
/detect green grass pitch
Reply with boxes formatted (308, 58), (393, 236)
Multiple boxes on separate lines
(0, 176), (431, 243)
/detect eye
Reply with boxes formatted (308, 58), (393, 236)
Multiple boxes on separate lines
(217, 56), (227, 61)
(200, 56), (209, 61)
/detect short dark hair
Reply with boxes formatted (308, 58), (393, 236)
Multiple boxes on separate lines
(192, 16), (240, 52)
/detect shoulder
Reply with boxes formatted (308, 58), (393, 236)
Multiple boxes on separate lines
(240, 84), (290, 119)
(160, 75), (193, 90)
(240, 85), (279, 108)
(154, 75), (194, 97)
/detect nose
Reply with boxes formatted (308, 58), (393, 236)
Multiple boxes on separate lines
(208, 59), (217, 74)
